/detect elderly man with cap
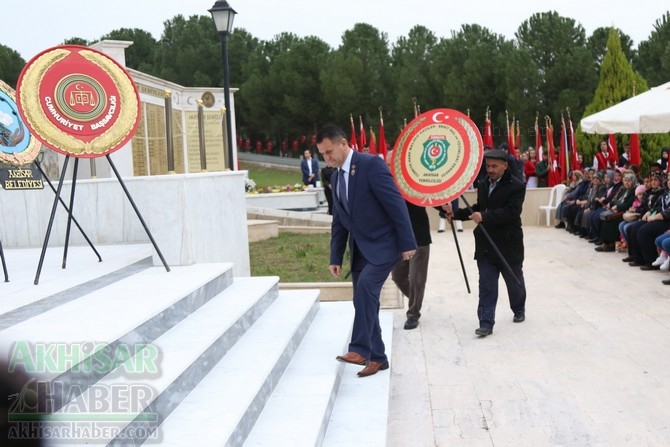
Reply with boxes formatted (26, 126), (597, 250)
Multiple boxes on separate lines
(442, 149), (527, 337)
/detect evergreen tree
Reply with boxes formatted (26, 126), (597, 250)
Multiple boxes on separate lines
(578, 28), (670, 172)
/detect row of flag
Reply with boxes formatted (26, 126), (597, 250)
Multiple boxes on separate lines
(483, 109), (643, 186)
(350, 106), (644, 186)
(348, 110), (388, 159)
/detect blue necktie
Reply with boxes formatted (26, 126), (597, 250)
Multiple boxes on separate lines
(338, 169), (348, 212)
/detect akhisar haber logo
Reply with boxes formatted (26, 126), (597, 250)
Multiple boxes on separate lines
(421, 135), (449, 171)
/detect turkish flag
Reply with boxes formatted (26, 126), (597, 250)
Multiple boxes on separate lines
(629, 134), (641, 166)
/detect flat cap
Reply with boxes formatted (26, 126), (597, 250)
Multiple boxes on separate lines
(484, 149), (509, 161)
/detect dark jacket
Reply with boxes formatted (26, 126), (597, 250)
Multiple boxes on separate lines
(454, 168), (526, 265)
(405, 202), (432, 247)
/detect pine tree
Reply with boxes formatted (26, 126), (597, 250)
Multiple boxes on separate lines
(578, 28), (670, 172)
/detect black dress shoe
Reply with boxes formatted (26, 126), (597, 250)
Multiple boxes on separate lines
(475, 327), (493, 337)
(662, 279), (670, 285)
(403, 319), (419, 330)
(640, 264), (660, 271)
(622, 256), (634, 262)
(513, 312), (525, 323)
(629, 261), (643, 267)
(554, 222), (565, 229)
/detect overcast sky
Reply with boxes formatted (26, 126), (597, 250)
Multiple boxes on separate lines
(4, 1), (668, 61)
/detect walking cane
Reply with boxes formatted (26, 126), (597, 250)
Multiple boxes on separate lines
(460, 195), (521, 285)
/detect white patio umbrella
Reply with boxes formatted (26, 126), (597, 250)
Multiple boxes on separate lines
(580, 81), (670, 134)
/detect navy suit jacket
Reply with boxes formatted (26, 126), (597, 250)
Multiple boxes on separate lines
(301, 158), (320, 185)
(330, 151), (417, 267)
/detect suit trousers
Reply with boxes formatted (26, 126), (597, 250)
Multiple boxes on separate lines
(476, 257), (526, 329)
(391, 244), (430, 321)
(350, 244), (398, 363)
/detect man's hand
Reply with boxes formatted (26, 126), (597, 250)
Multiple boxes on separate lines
(441, 203), (454, 222)
(469, 211), (483, 224)
(402, 250), (416, 261)
(329, 265), (341, 277)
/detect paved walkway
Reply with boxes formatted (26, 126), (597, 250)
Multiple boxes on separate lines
(388, 224), (670, 447)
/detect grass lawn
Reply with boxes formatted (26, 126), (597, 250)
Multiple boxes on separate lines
(249, 232), (350, 283)
(240, 161), (302, 190)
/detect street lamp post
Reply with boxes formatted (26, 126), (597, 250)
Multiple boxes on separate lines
(209, 0), (237, 171)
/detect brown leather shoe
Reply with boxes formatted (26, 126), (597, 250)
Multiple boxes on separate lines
(336, 352), (368, 365)
(357, 361), (389, 377)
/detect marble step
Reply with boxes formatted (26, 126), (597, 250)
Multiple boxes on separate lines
(322, 311), (394, 447)
(242, 301), (353, 447)
(152, 289), (321, 447)
(0, 244), (154, 326)
(0, 263), (236, 410)
(49, 275), (282, 446)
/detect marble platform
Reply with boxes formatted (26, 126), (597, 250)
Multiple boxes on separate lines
(246, 190), (321, 211)
(0, 171), (250, 273)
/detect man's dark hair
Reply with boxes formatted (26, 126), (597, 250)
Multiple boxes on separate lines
(316, 125), (346, 144)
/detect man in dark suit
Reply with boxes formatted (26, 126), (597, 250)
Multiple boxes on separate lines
(300, 149), (319, 186)
(316, 125), (416, 377)
(443, 149), (527, 337)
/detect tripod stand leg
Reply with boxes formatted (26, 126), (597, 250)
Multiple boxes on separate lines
(106, 155), (170, 272)
(34, 156), (70, 285)
(34, 160), (101, 262)
(62, 158), (79, 269)
(0, 239), (8, 282)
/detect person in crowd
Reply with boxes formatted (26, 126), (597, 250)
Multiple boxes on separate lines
(562, 170), (592, 233)
(618, 142), (631, 167)
(626, 174), (670, 270)
(619, 181), (658, 259)
(442, 149), (527, 337)
(651, 230), (670, 275)
(575, 170), (608, 238)
(385, 151), (431, 330)
(524, 147), (539, 188)
(592, 139), (616, 172)
(499, 143), (524, 182)
(301, 149), (320, 186)
(587, 168), (624, 244)
(554, 170), (588, 230)
(317, 125), (416, 377)
(594, 172), (638, 252)
(575, 153), (587, 172)
(535, 154), (549, 187)
(321, 165), (335, 215)
(657, 147), (670, 173)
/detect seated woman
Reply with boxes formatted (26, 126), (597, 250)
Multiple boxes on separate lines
(587, 169), (624, 244)
(555, 171), (589, 230)
(595, 172), (637, 252)
(627, 175), (670, 269)
(576, 171), (607, 238)
(621, 173), (664, 262)
(617, 184), (648, 253)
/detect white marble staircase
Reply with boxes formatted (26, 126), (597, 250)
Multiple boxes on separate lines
(0, 245), (393, 447)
